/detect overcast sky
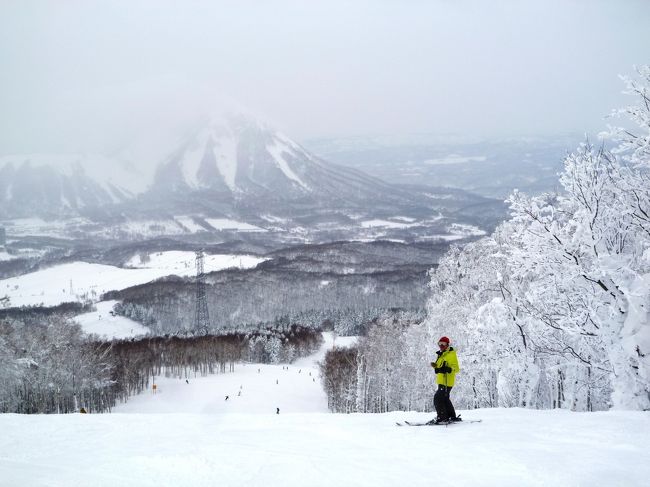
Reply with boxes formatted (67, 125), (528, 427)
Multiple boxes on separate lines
(1, 0), (649, 154)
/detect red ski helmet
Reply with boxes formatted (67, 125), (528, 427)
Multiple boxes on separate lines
(438, 336), (450, 346)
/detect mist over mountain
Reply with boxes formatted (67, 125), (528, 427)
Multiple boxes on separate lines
(0, 112), (505, 244)
(305, 133), (585, 200)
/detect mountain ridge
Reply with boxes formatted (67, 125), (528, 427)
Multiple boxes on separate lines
(0, 114), (506, 241)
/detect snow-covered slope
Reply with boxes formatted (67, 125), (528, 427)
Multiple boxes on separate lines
(113, 333), (355, 414)
(0, 114), (381, 215)
(74, 300), (151, 339)
(151, 113), (398, 204)
(0, 251), (266, 308)
(0, 113), (504, 240)
(0, 333), (648, 487)
(0, 113), (459, 221)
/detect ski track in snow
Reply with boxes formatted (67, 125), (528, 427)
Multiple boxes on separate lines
(1, 333), (649, 487)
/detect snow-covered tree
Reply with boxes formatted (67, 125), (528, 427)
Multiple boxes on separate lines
(420, 66), (650, 411)
(506, 118), (650, 408)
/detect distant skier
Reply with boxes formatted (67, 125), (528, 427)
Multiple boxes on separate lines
(430, 336), (460, 423)
(276, 407), (280, 414)
(225, 395), (229, 401)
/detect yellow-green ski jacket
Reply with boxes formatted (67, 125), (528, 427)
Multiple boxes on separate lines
(432, 347), (460, 387)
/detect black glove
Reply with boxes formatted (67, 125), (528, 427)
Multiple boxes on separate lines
(430, 362), (436, 368)
(441, 366), (452, 374)
(434, 367), (442, 373)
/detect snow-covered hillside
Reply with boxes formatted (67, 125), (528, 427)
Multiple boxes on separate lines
(158, 116), (316, 195)
(0, 111), (504, 243)
(0, 333), (648, 487)
(0, 251), (266, 308)
(0, 113), (402, 218)
(113, 333), (354, 414)
(74, 300), (151, 339)
(2, 409), (648, 487)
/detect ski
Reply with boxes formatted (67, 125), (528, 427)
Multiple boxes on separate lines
(396, 419), (482, 427)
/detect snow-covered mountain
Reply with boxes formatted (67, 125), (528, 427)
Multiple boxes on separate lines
(0, 114), (505, 240)
(0, 153), (146, 218)
(0, 115), (409, 216)
(149, 114), (401, 204)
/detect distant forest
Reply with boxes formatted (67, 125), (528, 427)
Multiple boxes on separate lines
(0, 314), (322, 414)
(105, 241), (436, 336)
(0, 238), (440, 414)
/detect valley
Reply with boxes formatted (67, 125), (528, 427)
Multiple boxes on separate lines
(0, 117), (517, 340)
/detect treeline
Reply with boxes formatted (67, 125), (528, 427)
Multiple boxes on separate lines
(321, 312), (431, 414)
(0, 302), (92, 320)
(107, 325), (322, 407)
(114, 298), (423, 338)
(0, 317), (113, 414)
(0, 316), (322, 414)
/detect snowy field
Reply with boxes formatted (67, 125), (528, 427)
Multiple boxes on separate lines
(0, 250), (16, 261)
(1, 333), (649, 487)
(0, 251), (267, 308)
(74, 300), (151, 339)
(204, 218), (266, 232)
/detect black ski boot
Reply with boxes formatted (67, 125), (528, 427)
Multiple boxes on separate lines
(426, 417), (449, 425)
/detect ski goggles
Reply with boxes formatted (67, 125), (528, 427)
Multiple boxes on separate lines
(438, 342), (449, 347)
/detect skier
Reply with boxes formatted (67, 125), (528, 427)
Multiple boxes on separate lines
(430, 336), (460, 424)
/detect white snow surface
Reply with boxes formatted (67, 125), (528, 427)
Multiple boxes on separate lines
(213, 135), (238, 191)
(266, 140), (310, 191)
(0, 252), (267, 307)
(0, 250), (16, 261)
(178, 130), (209, 188)
(0, 218), (90, 238)
(0, 332), (648, 487)
(361, 219), (420, 229)
(204, 218), (266, 232)
(448, 222), (487, 237)
(176, 127), (238, 192)
(174, 216), (207, 233)
(74, 300), (151, 339)
(114, 219), (186, 237)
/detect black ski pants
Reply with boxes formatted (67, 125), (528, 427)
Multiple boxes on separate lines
(434, 384), (456, 421)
